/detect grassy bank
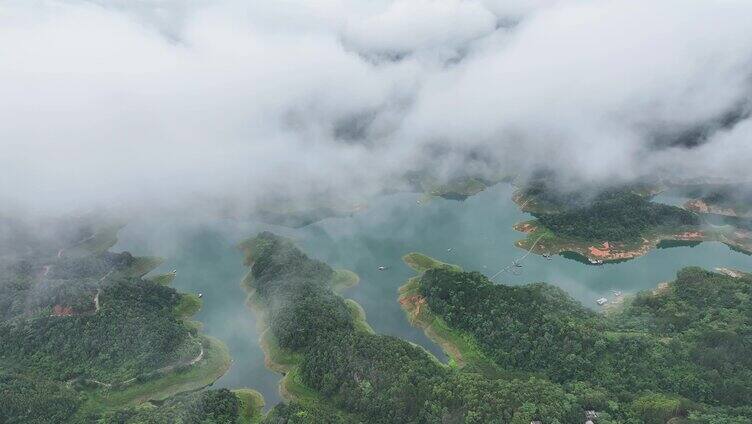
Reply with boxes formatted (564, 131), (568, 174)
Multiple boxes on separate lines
(331, 268), (360, 292)
(173, 293), (202, 319)
(75, 335), (231, 418)
(403, 252), (460, 273)
(122, 256), (165, 278)
(147, 271), (177, 286)
(234, 388), (265, 424)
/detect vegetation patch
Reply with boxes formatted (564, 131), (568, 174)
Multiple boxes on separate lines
(402, 252), (461, 273)
(0, 219), (233, 423)
(147, 271), (177, 286)
(240, 235), (366, 421)
(330, 268), (359, 292)
(96, 387), (247, 424)
(120, 256), (165, 278)
(78, 335), (231, 415)
(513, 187), (752, 263)
(234, 388), (265, 424)
(401, 256), (752, 423)
(405, 172), (507, 201)
(398, 267), (503, 376)
(345, 299), (374, 334)
(237, 232), (594, 424)
(173, 293), (202, 319)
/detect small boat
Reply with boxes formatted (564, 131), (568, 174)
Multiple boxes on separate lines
(198, 293), (203, 299)
(378, 266), (388, 271)
(542, 253), (552, 260)
(596, 297), (608, 306)
(446, 248), (453, 252)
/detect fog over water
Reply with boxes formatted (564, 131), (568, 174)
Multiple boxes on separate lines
(2, 0), (752, 217)
(114, 183), (752, 403)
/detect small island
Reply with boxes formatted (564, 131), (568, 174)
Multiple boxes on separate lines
(512, 182), (752, 263)
(405, 170), (512, 201)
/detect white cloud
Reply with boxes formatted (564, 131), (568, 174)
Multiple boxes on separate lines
(342, 0), (496, 58)
(1, 0), (751, 215)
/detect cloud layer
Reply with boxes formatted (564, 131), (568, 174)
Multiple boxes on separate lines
(2, 0), (751, 216)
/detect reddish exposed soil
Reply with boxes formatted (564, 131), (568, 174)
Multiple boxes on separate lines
(513, 222), (537, 233)
(674, 231), (704, 240)
(52, 305), (75, 317)
(399, 294), (427, 323)
(588, 242), (612, 258)
(685, 199), (710, 214)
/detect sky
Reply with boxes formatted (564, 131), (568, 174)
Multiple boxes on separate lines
(1, 0), (751, 217)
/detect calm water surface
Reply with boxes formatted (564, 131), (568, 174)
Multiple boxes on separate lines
(115, 184), (752, 408)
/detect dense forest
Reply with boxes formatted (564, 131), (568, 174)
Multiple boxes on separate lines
(0, 277), (198, 382)
(241, 232), (595, 423)
(100, 388), (242, 423)
(517, 179), (595, 212)
(0, 377), (246, 424)
(417, 266), (752, 423)
(0, 219), (241, 423)
(516, 177), (658, 212)
(0, 370), (83, 424)
(530, 191), (699, 241)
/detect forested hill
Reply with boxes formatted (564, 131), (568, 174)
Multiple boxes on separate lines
(530, 191), (699, 242)
(415, 263), (752, 423)
(0, 219), (242, 423)
(512, 181), (752, 262)
(241, 231), (596, 424)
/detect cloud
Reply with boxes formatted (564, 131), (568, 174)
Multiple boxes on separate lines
(1, 0), (752, 216)
(399, 0), (752, 182)
(342, 0), (497, 60)
(0, 0), (414, 214)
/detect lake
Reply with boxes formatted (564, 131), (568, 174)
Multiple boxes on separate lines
(114, 183), (752, 409)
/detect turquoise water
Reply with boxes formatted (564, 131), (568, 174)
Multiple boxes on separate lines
(114, 221), (284, 409)
(115, 183), (752, 408)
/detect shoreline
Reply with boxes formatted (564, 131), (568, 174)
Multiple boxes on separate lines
(239, 259), (370, 414)
(398, 253), (505, 377)
(72, 251), (233, 417)
(76, 335), (232, 417)
(513, 219), (751, 264)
